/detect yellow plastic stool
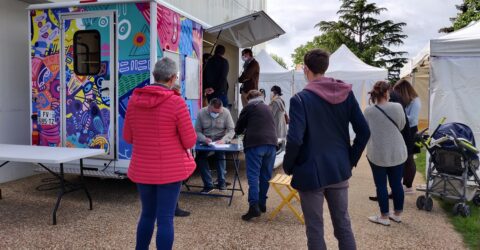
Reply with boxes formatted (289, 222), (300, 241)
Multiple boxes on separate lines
(269, 174), (304, 224)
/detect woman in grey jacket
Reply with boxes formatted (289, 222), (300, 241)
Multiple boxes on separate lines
(269, 85), (287, 141)
(364, 81), (407, 226)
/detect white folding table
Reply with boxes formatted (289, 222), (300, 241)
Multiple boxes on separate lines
(0, 144), (105, 225)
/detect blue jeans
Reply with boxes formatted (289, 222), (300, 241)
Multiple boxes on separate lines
(197, 151), (226, 188)
(136, 182), (181, 250)
(245, 145), (276, 206)
(369, 161), (404, 215)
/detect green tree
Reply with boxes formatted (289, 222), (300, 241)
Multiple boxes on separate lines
(291, 33), (343, 65)
(270, 53), (288, 69)
(292, 0), (408, 82)
(439, 0), (480, 33)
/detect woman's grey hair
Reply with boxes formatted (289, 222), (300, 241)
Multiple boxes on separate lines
(152, 57), (177, 82)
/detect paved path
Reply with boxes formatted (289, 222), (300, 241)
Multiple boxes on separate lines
(0, 156), (466, 249)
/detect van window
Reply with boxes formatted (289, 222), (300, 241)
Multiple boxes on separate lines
(73, 30), (101, 75)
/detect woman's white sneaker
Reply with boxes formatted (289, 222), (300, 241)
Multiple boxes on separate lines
(368, 215), (390, 226)
(404, 187), (415, 195)
(389, 214), (402, 223)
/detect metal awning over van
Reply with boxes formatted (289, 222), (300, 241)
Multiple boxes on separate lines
(206, 11), (285, 48)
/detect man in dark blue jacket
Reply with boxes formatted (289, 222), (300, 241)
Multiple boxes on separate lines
(283, 49), (370, 250)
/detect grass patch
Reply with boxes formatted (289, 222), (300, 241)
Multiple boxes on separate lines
(415, 150), (480, 250)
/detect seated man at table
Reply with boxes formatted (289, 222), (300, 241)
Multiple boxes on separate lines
(195, 98), (235, 194)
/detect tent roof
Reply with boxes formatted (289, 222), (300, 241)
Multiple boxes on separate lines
(255, 49), (289, 73)
(400, 43), (430, 78)
(431, 21), (480, 56)
(293, 44), (387, 81)
(324, 44), (388, 80)
(255, 50), (293, 82)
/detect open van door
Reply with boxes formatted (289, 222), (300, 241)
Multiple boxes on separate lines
(59, 11), (115, 159)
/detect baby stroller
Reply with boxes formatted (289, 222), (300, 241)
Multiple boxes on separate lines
(416, 119), (480, 217)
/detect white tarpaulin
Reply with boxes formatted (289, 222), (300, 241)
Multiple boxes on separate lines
(430, 21), (480, 177)
(255, 50), (294, 112)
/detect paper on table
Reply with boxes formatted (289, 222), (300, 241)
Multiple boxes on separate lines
(208, 142), (231, 148)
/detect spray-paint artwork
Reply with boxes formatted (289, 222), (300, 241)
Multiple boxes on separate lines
(30, 3), (203, 161)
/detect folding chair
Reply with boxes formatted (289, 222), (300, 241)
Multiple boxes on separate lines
(269, 174), (304, 224)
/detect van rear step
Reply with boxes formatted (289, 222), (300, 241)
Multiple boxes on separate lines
(34, 166), (127, 179)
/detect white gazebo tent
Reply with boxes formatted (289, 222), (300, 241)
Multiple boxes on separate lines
(400, 43), (430, 130)
(256, 50), (294, 110)
(293, 44), (388, 109)
(430, 21), (480, 146)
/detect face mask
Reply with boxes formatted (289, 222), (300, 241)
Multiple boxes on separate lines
(210, 112), (219, 119)
(241, 56), (248, 62)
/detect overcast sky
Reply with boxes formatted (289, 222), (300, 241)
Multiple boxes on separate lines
(266, 0), (462, 68)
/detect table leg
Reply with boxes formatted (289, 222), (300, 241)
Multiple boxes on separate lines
(228, 152), (244, 206)
(52, 163), (66, 225)
(80, 159), (93, 210)
(183, 178), (191, 191)
(234, 153), (244, 195)
(0, 161), (10, 200)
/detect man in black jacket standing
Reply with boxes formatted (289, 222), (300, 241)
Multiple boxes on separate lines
(283, 49), (370, 250)
(235, 90), (277, 221)
(203, 45), (229, 107)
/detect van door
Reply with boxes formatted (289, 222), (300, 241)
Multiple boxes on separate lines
(60, 12), (115, 159)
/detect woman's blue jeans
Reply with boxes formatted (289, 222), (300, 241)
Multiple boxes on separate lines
(369, 161), (404, 215)
(136, 182), (181, 250)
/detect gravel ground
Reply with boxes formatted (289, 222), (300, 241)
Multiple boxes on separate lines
(0, 156), (466, 249)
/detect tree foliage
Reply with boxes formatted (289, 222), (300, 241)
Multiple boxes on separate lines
(440, 0), (480, 33)
(291, 33), (343, 65)
(291, 0), (408, 82)
(270, 53), (288, 69)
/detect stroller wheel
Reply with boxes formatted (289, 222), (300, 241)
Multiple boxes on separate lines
(460, 204), (471, 217)
(453, 203), (462, 216)
(424, 197), (433, 212)
(473, 194), (480, 207)
(416, 195), (426, 210)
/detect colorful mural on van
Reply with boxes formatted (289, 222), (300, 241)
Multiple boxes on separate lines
(30, 2), (202, 160)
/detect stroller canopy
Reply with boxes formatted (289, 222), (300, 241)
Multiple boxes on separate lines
(433, 123), (477, 153)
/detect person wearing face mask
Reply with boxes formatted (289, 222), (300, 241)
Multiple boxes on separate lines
(283, 49), (370, 250)
(123, 57), (197, 250)
(195, 98), (235, 194)
(269, 85), (287, 146)
(238, 48), (260, 107)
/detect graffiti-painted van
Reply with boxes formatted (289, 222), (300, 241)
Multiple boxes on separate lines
(28, 0), (284, 177)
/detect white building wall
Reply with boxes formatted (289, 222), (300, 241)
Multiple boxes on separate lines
(163, 0), (266, 26)
(0, 0), (35, 183)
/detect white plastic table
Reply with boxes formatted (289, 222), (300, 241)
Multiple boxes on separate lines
(0, 144), (105, 225)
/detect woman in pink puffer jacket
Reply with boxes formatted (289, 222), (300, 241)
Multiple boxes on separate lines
(123, 57), (196, 250)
